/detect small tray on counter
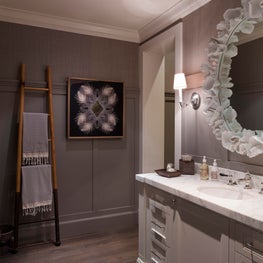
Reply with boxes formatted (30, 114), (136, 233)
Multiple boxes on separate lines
(155, 169), (181, 178)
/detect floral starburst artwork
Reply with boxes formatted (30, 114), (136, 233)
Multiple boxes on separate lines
(68, 78), (124, 139)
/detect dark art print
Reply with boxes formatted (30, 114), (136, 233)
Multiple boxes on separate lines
(68, 78), (124, 138)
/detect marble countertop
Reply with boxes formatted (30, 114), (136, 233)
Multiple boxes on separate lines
(136, 173), (263, 232)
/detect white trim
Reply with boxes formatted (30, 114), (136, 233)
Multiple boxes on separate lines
(0, 1), (211, 43)
(0, 6), (139, 43)
(174, 22), (183, 170)
(139, 0), (212, 42)
(139, 22), (183, 172)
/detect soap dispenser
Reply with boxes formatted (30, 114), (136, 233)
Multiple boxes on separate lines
(200, 156), (209, 180)
(210, 159), (218, 180)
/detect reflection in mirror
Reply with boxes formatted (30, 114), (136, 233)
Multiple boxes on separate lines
(230, 36), (263, 131)
(201, 0), (263, 158)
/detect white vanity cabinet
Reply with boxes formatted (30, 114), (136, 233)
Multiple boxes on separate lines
(230, 222), (263, 263)
(137, 182), (229, 263)
(176, 197), (229, 263)
(136, 173), (263, 263)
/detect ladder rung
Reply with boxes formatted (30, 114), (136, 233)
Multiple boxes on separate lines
(24, 86), (49, 91)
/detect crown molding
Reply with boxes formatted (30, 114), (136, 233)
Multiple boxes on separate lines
(0, 6), (140, 43)
(0, 1), (212, 43)
(139, 0), (212, 42)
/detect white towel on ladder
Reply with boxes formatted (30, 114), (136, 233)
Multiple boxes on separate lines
(22, 112), (49, 165)
(22, 165), (53, 216)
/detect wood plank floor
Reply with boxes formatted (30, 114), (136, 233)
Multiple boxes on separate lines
(0, 228), (138, 263)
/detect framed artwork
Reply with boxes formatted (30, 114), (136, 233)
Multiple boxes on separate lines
(68, 77), (124, 139)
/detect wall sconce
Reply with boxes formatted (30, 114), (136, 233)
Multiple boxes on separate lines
(173, 73), (201, 110)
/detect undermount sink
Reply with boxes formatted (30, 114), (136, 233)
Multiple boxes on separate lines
(197, 186), (255, 200)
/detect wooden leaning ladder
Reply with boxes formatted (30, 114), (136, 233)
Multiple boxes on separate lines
(14, 64), (61, 251)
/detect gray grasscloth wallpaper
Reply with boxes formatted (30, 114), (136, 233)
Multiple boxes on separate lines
(0, 21), (139, 243)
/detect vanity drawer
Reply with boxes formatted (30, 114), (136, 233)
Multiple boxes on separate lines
(150, 222), (170, 249)
(149, 198), (174, 246)
(234, 223), (263, 262)
(147, 185), (176, 212)
(150, 217), (174, 247)
(150, 240), (168, 263)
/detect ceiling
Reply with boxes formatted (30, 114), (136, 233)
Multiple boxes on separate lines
(0, 0), (210, 43)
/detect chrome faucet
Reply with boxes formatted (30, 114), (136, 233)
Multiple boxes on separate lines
(238, 172), (252, 189)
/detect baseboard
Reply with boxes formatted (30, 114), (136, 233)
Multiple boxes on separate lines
(60, 210), (138, 238)
(18, 209), (138, 246)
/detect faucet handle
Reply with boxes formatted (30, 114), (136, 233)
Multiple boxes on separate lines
(227, 174), (237, 185)
(244, 171), (252, 189)
(245, 171), (251, 179)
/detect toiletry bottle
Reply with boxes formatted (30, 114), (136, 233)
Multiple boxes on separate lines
(210, 159), (218, 180)
(200, 156), (209, 180)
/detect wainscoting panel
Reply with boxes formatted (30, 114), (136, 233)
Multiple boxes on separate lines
(0, 21), (139, 244)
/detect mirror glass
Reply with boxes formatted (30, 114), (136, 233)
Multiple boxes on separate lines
(202, 0), (263, 158)
(230, 28), (263, 131)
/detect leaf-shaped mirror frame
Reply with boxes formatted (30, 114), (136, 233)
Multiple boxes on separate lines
(202, 0), (263, 158)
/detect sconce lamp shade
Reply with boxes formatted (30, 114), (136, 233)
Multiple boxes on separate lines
(173, 73), (187, 90)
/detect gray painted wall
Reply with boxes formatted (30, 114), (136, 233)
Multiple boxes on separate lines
(0, 21), (139, 242)
(182, 0), (263, 175)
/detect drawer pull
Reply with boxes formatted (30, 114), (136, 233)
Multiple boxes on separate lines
(151, 228), (166, 240)
(246, 242), (263, 256)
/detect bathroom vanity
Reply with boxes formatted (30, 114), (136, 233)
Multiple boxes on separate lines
(136, 173), (263, 263)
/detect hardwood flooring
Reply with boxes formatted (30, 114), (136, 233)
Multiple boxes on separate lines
(0, 228), (138, 263)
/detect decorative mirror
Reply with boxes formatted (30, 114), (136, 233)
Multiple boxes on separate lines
(202, 0), (263, 158)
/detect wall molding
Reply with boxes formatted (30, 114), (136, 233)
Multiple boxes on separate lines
(60, 205), (137, 222)
(165, 92), (175, 103)
(0, 0), (212, 43)
(0, 79), (140, 95)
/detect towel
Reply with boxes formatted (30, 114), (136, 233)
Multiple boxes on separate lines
(22, 112), (49, 165)
(22, 165), (53, 216)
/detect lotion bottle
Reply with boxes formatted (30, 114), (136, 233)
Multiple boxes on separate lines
(210, 159), (218, 180)
(200, 156), (209, 180)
